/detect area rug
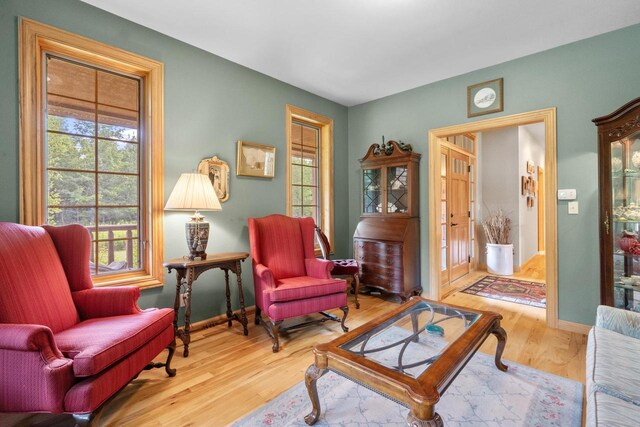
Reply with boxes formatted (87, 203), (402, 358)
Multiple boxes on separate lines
(462, 276), (546, 308)
(231, 330), (582, 427)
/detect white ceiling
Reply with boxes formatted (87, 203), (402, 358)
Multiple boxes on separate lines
(80, 0), (640, 107)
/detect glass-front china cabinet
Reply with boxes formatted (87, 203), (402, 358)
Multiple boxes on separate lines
(354, 140), (421, 301)
(594, 97), (640, 310)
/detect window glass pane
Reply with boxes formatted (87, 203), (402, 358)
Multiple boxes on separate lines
(291, 164), (302, 185)
(98, 207), (138, 228)
(302, 126), (318, 147)
(303, 186), (317, 205)
(302, 165), (317, 186)
(47, 94), (96, 136)
(291, 147), (303, 165)
(97, 70), (139, 110)
(98, 139), (138, 173)
(47, 57), (95, 102)
(48, 171), (95, 206)
(47, 207), (95, 227)
(292, 206), (302, 217)
(47, 133), (95, 170)
(98, 105), (138, 141)
(291, 186), (302, 205)
(302, 206), (315, 219)
(98, 174), (138, 206)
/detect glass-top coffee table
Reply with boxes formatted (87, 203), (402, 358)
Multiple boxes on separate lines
(304, 297), (508, 426)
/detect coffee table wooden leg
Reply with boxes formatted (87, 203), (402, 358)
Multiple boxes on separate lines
(491, 325), (509, 372)
(304, 364), (327, 425)
(407, 410), (443, 426)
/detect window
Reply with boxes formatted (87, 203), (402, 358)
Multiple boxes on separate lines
(19, 18), (164, 287)
(286, 105), (334, 248)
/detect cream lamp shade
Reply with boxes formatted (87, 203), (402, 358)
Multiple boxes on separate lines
(165, 173), (222, 211)
(165, 173), (222, 260)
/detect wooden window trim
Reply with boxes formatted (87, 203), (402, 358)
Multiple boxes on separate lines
(285, 104), (334, 250)
(19, 18), (164, 288)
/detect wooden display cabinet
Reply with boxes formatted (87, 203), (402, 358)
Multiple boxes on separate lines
(354, 140), (421, 301)
(593, 97), (640, 310)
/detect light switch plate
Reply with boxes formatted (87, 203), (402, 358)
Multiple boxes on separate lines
(568, 201), (579, 214)
(558, 189), (577, 200)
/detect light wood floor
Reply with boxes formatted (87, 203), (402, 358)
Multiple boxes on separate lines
(3, 276), (587, 427)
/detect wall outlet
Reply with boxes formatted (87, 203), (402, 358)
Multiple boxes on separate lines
(179, 293), (188, 307)
(568, 201), (579, 215)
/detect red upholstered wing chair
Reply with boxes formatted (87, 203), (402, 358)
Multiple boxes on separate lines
(315, 226), (361, 309)
(0, 223), (176, 424)
(248, 214), (349, 352)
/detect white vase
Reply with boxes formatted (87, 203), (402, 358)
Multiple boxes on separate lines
(486, 243), (514, 275)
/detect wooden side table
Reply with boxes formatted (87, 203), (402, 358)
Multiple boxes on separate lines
(164, 252), (249, 357)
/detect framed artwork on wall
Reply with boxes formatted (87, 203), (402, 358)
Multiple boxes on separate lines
(236, 141), (275, 178)
(467, 78), (504, 118)
(197, 155), (230, 202)
(526, 160), (535, 174)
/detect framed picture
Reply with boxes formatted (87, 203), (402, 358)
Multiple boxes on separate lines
(521, 176), (529, 195)
(197, 155), (230, 202)
(526, 161), (535, 174)
(236, 141), (275, 178)
(467, 78), (504, 118)
(527, 196), (534, 208)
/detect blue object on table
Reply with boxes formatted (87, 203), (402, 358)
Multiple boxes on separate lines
(426, 324), (444, 336)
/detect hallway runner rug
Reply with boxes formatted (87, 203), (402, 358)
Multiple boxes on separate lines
(462, 275), (546, 308)
(231, 351), (581, 427)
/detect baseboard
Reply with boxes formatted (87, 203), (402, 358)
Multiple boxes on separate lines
(557, 319), (591, 335)
(189, 305), (257, 332)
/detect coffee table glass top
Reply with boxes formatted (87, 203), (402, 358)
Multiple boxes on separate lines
(338, 300), (481, 378)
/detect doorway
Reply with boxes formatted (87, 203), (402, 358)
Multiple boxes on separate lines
(428, 108), (558, 328)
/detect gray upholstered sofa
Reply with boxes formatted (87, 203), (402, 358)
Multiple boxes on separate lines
(586, 305), (640, 426)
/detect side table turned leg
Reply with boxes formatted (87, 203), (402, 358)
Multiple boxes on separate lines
(182, 268), (194, 357)
(491, 324), (509, 372)
(235, 261), (249, 336)
(304, 364), (328, 425)
(407, 411), (443, 427)
(224, 269), (233, 327)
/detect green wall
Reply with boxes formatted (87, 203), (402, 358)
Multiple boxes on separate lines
(347, 23), (640, 325)
(0, 0), (349, 322)
(3, 0), (640, 327)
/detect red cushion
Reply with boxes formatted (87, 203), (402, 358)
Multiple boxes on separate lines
(332, 259), (359, 276)
(54, 308), (174, 377)
(64, 325), (174, 413)
(267, 292), (348, 321)
(270, 276), (347, 302)
(0, 223), (79, 333)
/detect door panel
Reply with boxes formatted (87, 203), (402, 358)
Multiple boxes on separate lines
(450, 150), (470, 281)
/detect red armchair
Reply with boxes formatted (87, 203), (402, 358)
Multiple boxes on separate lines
(0, 222), (175, 424)
(248, 215), (349, 352)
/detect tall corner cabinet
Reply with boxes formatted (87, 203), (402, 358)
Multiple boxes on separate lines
(594, 96), (640, 310)
(354, 140), (422, 301)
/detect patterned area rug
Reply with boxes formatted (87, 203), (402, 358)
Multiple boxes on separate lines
(462, 276), (546, 308)
(231, 330), (582, 427)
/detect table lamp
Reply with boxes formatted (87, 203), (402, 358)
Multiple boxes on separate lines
(165, 173), (222, 260)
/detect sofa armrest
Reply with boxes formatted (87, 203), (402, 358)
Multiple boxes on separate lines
(305, 258), (333, 279)
(72, 287), (142, 320)
(596, 305), (640, 339)
(0, 324), (74, 413)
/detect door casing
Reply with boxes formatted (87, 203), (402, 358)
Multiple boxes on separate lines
(428, 108), (558, 328)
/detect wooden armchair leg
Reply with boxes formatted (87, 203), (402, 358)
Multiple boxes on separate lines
(165, 340), (177, 377)
(339, 306), (349, 332)
(353, 274), (361, 309)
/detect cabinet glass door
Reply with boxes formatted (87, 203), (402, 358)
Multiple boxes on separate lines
(612, 132), (640, 309)
(387, 165), (408, 213)
(363, 168), (382, 213)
